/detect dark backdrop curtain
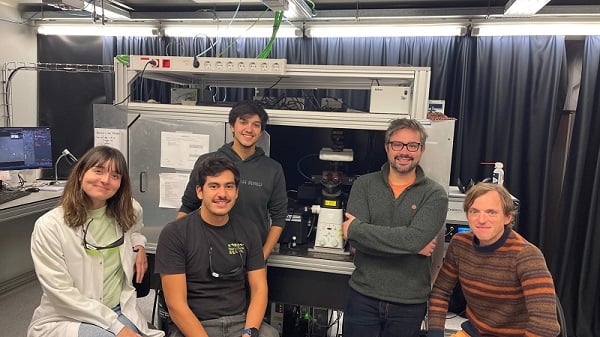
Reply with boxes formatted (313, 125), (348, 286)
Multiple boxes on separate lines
(551, 35), (600, 337)
(451, 36), (567, 245)
(38, 35), (106, 179)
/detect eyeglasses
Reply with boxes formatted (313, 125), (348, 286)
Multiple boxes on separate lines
(82, 219), (124, 251)
(208, 245), (245, 280)
(387, 141), (421, 152)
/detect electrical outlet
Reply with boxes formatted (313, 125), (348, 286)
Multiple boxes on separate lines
(130, 56), (287, 75)
(192, 57), (286, 75)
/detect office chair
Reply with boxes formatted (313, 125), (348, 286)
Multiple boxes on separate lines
(556, 294), (567, 337)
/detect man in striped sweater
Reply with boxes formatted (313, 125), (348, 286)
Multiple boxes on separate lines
(428, 183), (560, 337)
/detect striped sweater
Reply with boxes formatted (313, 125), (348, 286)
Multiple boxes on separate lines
(428, 228), (560, 337)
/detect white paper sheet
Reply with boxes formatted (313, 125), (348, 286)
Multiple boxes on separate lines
(159, 172), (190, 208)
(160, 132), (209, 170)
(94, 128), (128, 159)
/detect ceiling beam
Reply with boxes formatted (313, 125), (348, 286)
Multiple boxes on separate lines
(20, 4), (600, 23)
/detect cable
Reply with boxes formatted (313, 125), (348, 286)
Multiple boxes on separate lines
(3, 66), (38, 126)
(296, 153), (318, 181)
(257, 10), (284, 59)
(113, 60), (154, 106)
(195, 0), (242, 58)
(215, 8), (271, 57)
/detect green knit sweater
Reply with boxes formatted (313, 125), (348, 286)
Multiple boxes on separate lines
(428, 228), (560, 337)
(346, 164), (448, 303)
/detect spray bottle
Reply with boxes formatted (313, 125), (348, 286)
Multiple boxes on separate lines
(492, 162), (505, 186)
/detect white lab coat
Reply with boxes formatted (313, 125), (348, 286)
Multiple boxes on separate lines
(27, 200), (164, 337)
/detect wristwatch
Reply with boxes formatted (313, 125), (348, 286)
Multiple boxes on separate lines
(242, 327), (259, 337)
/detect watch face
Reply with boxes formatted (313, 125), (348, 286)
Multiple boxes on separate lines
(250, 327), (259, 336)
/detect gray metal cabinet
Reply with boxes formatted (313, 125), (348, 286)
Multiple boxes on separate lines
(128, 115), (225, 243)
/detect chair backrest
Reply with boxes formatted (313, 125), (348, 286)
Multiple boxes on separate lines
(556, 294), (567, 337)
(430, 227), (446, 285)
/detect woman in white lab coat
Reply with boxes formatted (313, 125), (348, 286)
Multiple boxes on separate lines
(28, 146), (164, 337)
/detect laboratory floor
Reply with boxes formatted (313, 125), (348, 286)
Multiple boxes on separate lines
(1, 279), (466, 337)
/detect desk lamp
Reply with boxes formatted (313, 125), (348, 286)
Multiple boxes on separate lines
(54, 148), (78, 185)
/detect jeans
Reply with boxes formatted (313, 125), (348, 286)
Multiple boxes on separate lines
(167, 313), (279, 337)
(343, 288), (427, 337)
(78, 304), (140, 337)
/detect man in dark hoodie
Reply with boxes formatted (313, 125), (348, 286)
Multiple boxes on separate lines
(177, 100), (287, 260)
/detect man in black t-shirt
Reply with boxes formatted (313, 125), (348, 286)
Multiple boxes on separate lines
(155, 157), (278, 337)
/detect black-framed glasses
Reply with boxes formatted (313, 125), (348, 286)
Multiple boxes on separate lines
(82, 219), (124, 251)
(387, 141), (421, 152)
(208, 245), (245, 280)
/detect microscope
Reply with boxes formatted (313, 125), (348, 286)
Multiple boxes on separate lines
(309, 130), (353, 255)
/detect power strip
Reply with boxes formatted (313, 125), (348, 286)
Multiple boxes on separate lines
(129, 56), (287, 75)
(195, 57), (286, 75)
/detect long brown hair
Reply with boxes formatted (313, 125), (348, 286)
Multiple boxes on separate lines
(60, 146), (136, 231)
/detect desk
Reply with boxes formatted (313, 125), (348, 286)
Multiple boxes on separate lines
(0, 189), (62, 294)
(267, 248), (354, 309)
(145, 245), (354, 310)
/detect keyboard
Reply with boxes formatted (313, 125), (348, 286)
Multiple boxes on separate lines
(0, 189), (31, 205)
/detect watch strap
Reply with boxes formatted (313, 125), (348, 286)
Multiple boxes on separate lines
(242, 327), (259, 336)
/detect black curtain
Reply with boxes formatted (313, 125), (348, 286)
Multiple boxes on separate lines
(451, 36), (567, 244)
(551, 35), (600, 337)
(37, 35), (107, 179)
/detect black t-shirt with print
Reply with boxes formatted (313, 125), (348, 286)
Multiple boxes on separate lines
(155, 212), (264, 321)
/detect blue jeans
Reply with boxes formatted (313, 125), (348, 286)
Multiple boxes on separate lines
(78, 305), (140, 337)
(343, 288), (427, 337)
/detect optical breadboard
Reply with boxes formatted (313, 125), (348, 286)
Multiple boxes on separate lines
(129, 56), (286, 75)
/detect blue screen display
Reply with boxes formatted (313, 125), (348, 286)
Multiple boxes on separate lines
(456, 226), (471, 233)
(0, 127), (53, 170)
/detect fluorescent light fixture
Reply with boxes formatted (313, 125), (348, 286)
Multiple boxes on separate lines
(504, 0), (550, 17)
(37, 24), (156, 36)
(305, 23), (467, 38)
(262, 0), (314, 20)
(163, 24), (300, 38)
(472, 21), (600, 36)
(284, 0), (313, 20)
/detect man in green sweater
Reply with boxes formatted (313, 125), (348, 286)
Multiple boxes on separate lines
(428, 183), (560, 337)
(342, 118), (448, 337)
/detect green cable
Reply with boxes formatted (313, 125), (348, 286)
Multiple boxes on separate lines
(257, 10), (283, 59)
(115, 55), (130, 66)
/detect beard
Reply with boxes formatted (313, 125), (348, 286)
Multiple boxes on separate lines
(390, 154), (419, 174)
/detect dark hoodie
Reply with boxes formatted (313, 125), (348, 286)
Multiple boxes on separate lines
(179, 142), (287, 242)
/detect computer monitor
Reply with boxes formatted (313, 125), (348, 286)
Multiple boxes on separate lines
(0, 127), (53, 171)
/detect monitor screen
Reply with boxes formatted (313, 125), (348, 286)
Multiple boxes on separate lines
(456, 225), (471, 234)
(0, 127), (53, 170)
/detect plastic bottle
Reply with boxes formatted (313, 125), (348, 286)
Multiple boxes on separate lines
(492, 162), (505, 185)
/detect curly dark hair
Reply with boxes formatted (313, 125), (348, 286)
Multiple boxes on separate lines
(228, 100), (269, 131)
